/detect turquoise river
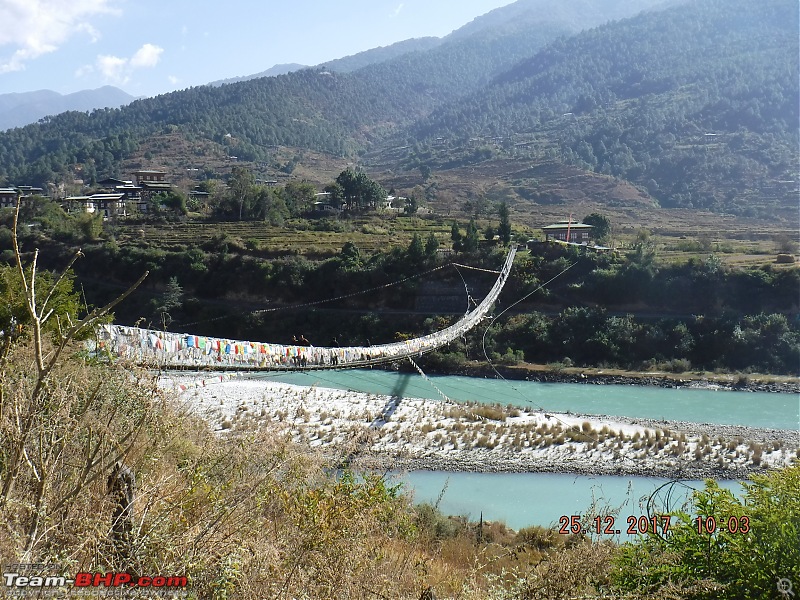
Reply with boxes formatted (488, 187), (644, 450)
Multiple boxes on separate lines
(256, 369), (799, 530)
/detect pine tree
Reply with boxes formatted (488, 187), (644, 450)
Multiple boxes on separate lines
(407, 233), (425, 264)
(450, 221), (461, 245)
(498, 201), (512, 244)
(464, 219), (480, 252)
(424, 233), (439, 258)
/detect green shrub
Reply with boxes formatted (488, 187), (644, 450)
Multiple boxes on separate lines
(614, 465), (800, 598)
(414, 503), (467, 540)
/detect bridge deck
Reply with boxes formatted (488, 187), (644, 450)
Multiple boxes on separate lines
(93, 248), (516, 371)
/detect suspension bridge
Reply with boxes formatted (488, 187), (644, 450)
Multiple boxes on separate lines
(94, 246), (517, 371)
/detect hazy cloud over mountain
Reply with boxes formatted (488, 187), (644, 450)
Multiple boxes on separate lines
(0, 86), (135, 130)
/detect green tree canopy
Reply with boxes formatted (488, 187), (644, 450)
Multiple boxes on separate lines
(407, 233), (425, 265)
(424, 233), (439, 258)
(497, 201), (512, 244)
(335, 168), (386, 210)
(323, 182), (345, 208)
(339, 241), (362, 271)
(583, 212), (610, 241)
(282, 180), (316, 216)
(228, 166), (256, 221)
(615, 464), (800, 598)
(450, 221), (461, 247)
(463, 219), (480, 252)
(154, 190), (188, 215)
(0, 263), (83, 359)
(404, 195), (419, 215)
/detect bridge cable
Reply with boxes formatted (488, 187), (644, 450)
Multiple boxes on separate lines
(407, 357), (452, 404)
(478, 260), (702, 517)
(174, 260), (473, 329)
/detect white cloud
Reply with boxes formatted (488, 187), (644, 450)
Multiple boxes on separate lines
(97, 54), (128, 83)
(130, 43), (163, 68)
(74, 64), (94, 78)
(76, 22), (102, 44)
(168, 75), (180, 85)
(390, 3), (404, 17)
(83, 43), (164, 85)
(0, 0), (117, 73)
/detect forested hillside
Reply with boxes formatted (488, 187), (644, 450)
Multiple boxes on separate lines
(447, 0), (675, 40)
(0, 0), (667, 189)
(0, 0), (796, 220)
(209, 38), (443, 86)
(410, 0), (799, 216)
(322, 37), (443, 73)
(0, 10), (585, 187)
(0, 29), (566, 186)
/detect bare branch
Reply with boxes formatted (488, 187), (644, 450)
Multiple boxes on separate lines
(42, 270), (149, 382)
(11, 200), (31, 298)
(69, 270), (149, 339)
(12, 200), (45, 375)
(2, 203), (148, 508)
(40, 249), (84, 322)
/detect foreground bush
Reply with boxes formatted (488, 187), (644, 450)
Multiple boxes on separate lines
(0, 218), (431, 598)
(614, 464), (800, 599)
(1, 343), (402, 590)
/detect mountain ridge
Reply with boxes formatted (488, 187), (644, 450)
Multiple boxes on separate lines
(0, 0), (795, 220)
(209, 64), (308, 86)
(447, 0), (683, 40)
(403, 0), (798, 217)
(0, 86), (136, 131)
(202, 0), (668, 90)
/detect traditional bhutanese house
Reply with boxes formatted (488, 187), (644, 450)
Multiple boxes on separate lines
(116, 183), (143, 203)
(138, 181), (172, 204)
(92, 193), (128, 219)
(312, 201), (340, 213)
(1, 186), (47, 210)
(17, 185), (45, 197)
(97, 177), (141, 197)
(132, 195), (150, 213)
(64, 196), (97, 214)
(542, 221), (594, 244)
(189, 189), (209, 201)
(96, 177), (130, 188)
(132, 170), (171, 207)
(0, 187), (20, 209)
(381, 195), (406, 212)
(312, 191), (340, 214)
(134, 169), (167, 184)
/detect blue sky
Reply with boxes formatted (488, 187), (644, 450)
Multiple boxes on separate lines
(0, 0), (516, 98)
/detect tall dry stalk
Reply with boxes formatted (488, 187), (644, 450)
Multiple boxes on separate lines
(1, 200), (148, 561)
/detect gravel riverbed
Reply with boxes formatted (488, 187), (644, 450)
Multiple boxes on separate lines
(169, 375), (799, 480)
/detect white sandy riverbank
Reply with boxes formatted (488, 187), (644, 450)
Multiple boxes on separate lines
(165, 374), (799, 479)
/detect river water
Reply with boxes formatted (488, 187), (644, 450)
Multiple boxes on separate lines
(255, 369), (798, 529)
(266, 369), (799, 430)
(397, 471), (745, 532)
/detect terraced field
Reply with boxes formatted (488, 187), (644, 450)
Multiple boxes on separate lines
(114, 215), (457, 256)
(112, 210), (797, 271)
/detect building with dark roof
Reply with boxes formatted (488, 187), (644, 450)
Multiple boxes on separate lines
(542, 222), (594, 244)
